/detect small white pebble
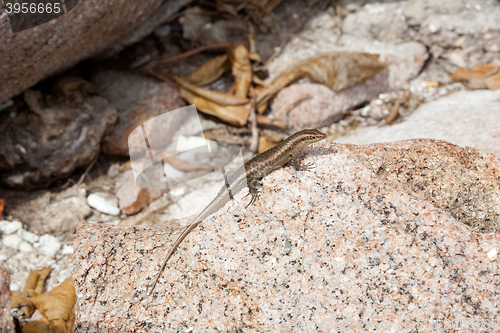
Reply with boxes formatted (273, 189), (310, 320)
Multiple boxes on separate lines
(429, 23), (437, 33)
(335, 257), (343, 262)
(87, 194), (120, 216)
(170, 187), (186, 198)
(488, 248), (497, 261)
(0, 254), (7, 261)
(2, 234), (23, 249)
(361, 105), (371, 117)
(176, 135), (208, 151)
(17, 228), (39, 243)
(79, 187), (86, 196)
(0, 220), (23, 234)
(61, 245), (73, 255)
(475, 4), (482, 10)
(37, 234), (61, 257)
(18, 241), (33, 253)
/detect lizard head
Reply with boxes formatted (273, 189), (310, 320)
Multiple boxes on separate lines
(296, 129), (328, 143)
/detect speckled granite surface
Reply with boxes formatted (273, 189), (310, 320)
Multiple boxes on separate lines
(0, 266), (14, 332)
(74, 139), (500, 332)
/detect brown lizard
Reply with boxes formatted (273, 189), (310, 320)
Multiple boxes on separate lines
(148, 129), (327, 294)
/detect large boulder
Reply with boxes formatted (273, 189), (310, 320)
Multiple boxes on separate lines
(0, 0), (190, 104)
(74, 139), (500, 332)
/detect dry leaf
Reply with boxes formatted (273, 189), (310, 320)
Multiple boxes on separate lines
(450, 64), (500, 90)
(179, 87), (249, 126)
(203, 127), (251, 145)
(30, 277), (76, 333)
(256, 52), (387, 108)
(183, 54), (231, 86)
(257, 133), (284, 154)
(172, 74), (249, 106)
(379, 102), (400, 126)
(22, 316), (52, 333)
(450, 64), (499, 81)
(11, 267), (51, 319)
(12, 269), (75, 333)
(227, 43), (253, 99)
(255, 114), (286, 129)
(484, 72), (500, 90)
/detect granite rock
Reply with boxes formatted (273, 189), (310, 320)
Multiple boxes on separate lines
(74, 139), (500, 332)
(335, 89), (500, 157)
(0, 266), (14, 333)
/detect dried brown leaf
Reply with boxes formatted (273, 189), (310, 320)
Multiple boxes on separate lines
(22, 316), (52, 333)
(0, 199), (4, 218)
(256, 52), (387, 108)
(11, 267), (51, 319)
(30, 277), (76, 333)
(227, 43), (253, 99)
(173, 74), (249, 106)
(255, 114), (285, 129)
(257, 133), (284, 154)
(450, 64), (499, 82)
(179, 87), (249, 126)
(182, 54), (231, 86)
(484, 71), (500, 90)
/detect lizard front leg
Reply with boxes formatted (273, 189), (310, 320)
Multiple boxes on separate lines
(245, 177), (262, 208)
(291, 152), (315, 171)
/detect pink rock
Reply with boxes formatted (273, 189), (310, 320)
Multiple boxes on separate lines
(267, 34), (428, 129)
(74, 139), (500, 332)
(0, 266), (14, 332)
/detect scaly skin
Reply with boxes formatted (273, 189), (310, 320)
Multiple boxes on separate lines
(148, 129), (327, 294)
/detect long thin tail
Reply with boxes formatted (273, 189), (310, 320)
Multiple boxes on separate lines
(148, 220), (201, 295)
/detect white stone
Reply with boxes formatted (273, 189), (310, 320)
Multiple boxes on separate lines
(163, 163), (186, 180)
(488, 248), (497, 261)
(18, 241), (33, 253)
(61, 245), (73, 255)
(176, 135), (207, 151)
(2, 234), (22, 249)
(17, 228), (39, 243)
(37, 234), (61, 257)
(0, 254), (7, 261)
(0, 220), (23, 234)
(87, 193), (120, 216)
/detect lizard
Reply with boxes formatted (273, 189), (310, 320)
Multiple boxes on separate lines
(148, 129), (327, 294)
